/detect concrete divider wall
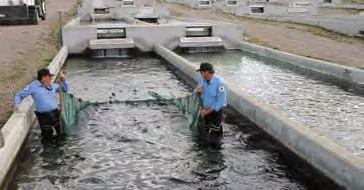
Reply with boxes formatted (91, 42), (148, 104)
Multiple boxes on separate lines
(0, 46), (68, 188)
(237, 41), (364, 85)
(111, 7), (140, 19)
(170, 0), (363, 36)
(247, 14), (364, 36)
(154, 45), (364, 190)
(212, 24), (242, 49)
(77, 0), (94, 21)
(126, 25), (186, 51)
(121, 16), (153, 25)
(317, 20), (363, 36)
(62, 21), (242, 53)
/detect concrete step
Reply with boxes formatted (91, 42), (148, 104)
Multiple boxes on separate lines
(179, 37), (223, 48)
(89, 38), (135, 50)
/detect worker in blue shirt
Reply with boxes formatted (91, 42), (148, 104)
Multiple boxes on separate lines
(14, 68), (68, 144)
(195, 62), (227, 139)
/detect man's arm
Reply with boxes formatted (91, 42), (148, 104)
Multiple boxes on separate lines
(13, 84), (33, 110)
(55, 71), (69, 93)
(55, 80), (69, 93)
(194, 78), (204, 96)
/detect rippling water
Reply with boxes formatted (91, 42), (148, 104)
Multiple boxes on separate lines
(180, 50), (364, 156)
(65, 57), (191, 102)
(10, 56), (341, 189)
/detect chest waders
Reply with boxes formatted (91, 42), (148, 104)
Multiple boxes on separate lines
(198, 93), (223, 138)
(35, 109), (61, 143)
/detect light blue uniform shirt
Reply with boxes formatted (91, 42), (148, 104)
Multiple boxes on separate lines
(196, 75), (227, 111)
(14, 80), (69, 113)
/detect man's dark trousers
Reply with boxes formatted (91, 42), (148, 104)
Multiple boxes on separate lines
(35, 109), (62, 142)
(199, 110), (223, 138)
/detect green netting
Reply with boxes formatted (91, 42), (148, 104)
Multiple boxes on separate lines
(60, 92), (202, 134)
(61, 93), (93, 134)
(149, 92), (202, 131)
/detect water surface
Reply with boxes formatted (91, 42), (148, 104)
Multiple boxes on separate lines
(11, 56), (341, 190)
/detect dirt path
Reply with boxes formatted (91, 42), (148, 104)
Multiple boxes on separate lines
(168, 3), (364, 68)
(0, 0), (78, 126)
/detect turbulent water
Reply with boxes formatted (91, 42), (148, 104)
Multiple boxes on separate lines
(10, 56), (341, 190)
(180, 50), (364, 156)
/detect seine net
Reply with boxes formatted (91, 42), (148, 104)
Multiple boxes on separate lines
(60, 92), (202, 133)
(61, 93), (93, 133)
(149, 92), (202, 131)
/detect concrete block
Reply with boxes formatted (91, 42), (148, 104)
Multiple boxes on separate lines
(212, 24), (242, 49)
(63, 22), (97, 54)
(122, 16), (152, 25)
(179, 37), (223, 47)
(89, 38), (135, 49)
(62, 21), (242, 53)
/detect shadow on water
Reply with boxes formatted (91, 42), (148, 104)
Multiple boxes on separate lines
(9, 55), (343, 190)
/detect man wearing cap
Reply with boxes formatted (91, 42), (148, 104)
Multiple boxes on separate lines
(195, 62), (227, 139)
(13, 68), (68, 143)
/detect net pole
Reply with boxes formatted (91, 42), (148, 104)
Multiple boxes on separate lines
(59, 77), (63, 135)
(199, 91), (205, 127)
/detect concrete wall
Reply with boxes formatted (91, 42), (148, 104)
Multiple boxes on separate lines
(112, 7), (140, 18)
(62, 20), (242, 53)
(261, 5), (290, 15)
(236, 41), (364, 85)
(212, 24), (243, 49)
(126, 25), (186, 51)
(0, 46), (68, 188)
(78, 0), (170, 21)
(78, 0), (94, 21)
(122, 16), (153, 25)
(320, 3), (364, 10)
(154, 44), (364, 190)
(317, 19), (363, 36)
(247, 14), (364, 36)
(214, 0), (250, 16)
(171, 0), (318, 15)
(168, 0), (363, 36)
(63, 21), (97, 54)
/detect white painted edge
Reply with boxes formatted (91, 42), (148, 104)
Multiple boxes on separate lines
(0, 46), (68, 187)
(154, 45), (364, 190)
